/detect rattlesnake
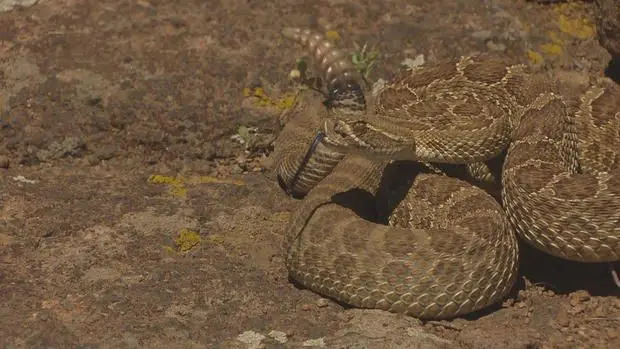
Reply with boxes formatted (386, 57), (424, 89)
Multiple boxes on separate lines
(271, 28), (620, 319)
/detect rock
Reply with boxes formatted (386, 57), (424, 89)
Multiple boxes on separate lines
(327, 310), (452, 349)
(316, 298), (329, 308)
(594, 0), (620, 57)
(236, 330), (265, 349)
(569, 290), (591, 307)
(0, 0), (39, 13)
(593, 306), (606, 317)
(95, 144), (117, 161)
(554, 308), (570, 327)
(267, 330), (288, 344)
(36, 136), (86, 161)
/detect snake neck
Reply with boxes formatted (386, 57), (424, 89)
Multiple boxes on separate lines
(275, 27), (371, 197)
(325, 77), (367, 112)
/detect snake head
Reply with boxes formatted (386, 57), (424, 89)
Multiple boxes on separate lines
(322, 117), (416, 160)
(322, 118), (371, 151)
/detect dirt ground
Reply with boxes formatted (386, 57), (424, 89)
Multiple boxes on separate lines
(0, 0), (618, 348)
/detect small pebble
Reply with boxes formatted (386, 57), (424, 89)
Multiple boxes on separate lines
(268, 330), (288, 344)
(230, 164), (244, 174)
(593, 306), (606, 317)
(502, 298), (515, 308)
(401, 54), (425, 70)
(568, 304), (586, 315)
(316, 298), (329, 308)
(569, 290), (590, 306)
(555, 308), (570, 327)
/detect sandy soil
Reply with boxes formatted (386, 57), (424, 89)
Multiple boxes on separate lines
(0, 0), (618, 348)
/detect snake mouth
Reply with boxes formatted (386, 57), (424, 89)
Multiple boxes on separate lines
(322, 118), (415, 160)
(322, 118), (372, 152)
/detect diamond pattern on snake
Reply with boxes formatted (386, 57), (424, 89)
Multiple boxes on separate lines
(270, 27), (619, 319)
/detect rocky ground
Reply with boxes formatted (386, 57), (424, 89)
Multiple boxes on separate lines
(0, 0), (618, 348)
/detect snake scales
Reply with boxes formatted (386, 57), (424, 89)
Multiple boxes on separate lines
(270, 28), (620, 319)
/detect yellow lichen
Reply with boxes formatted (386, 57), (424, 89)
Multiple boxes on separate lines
(539, 43), (564, 56)
(552, 2), (595, 39)
(148, 175), (245, 198)
(325, 30), (341, 41)
(557, 14), (595, 39)
(546, 31), (563, 44)
(147, 174), (178, 185)
(175, 228), (201, 252)
(147, 175), (187, 197)
(189, 176), (245, 186)
(275, 93), (297, 110)
(527, 50), (545, 65)
(272, 212), (291, 223)
(243, 87), (297, 110)
(527, 2), (595, 64)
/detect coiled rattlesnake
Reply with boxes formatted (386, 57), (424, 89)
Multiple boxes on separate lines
(271, 28), (619, 319)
